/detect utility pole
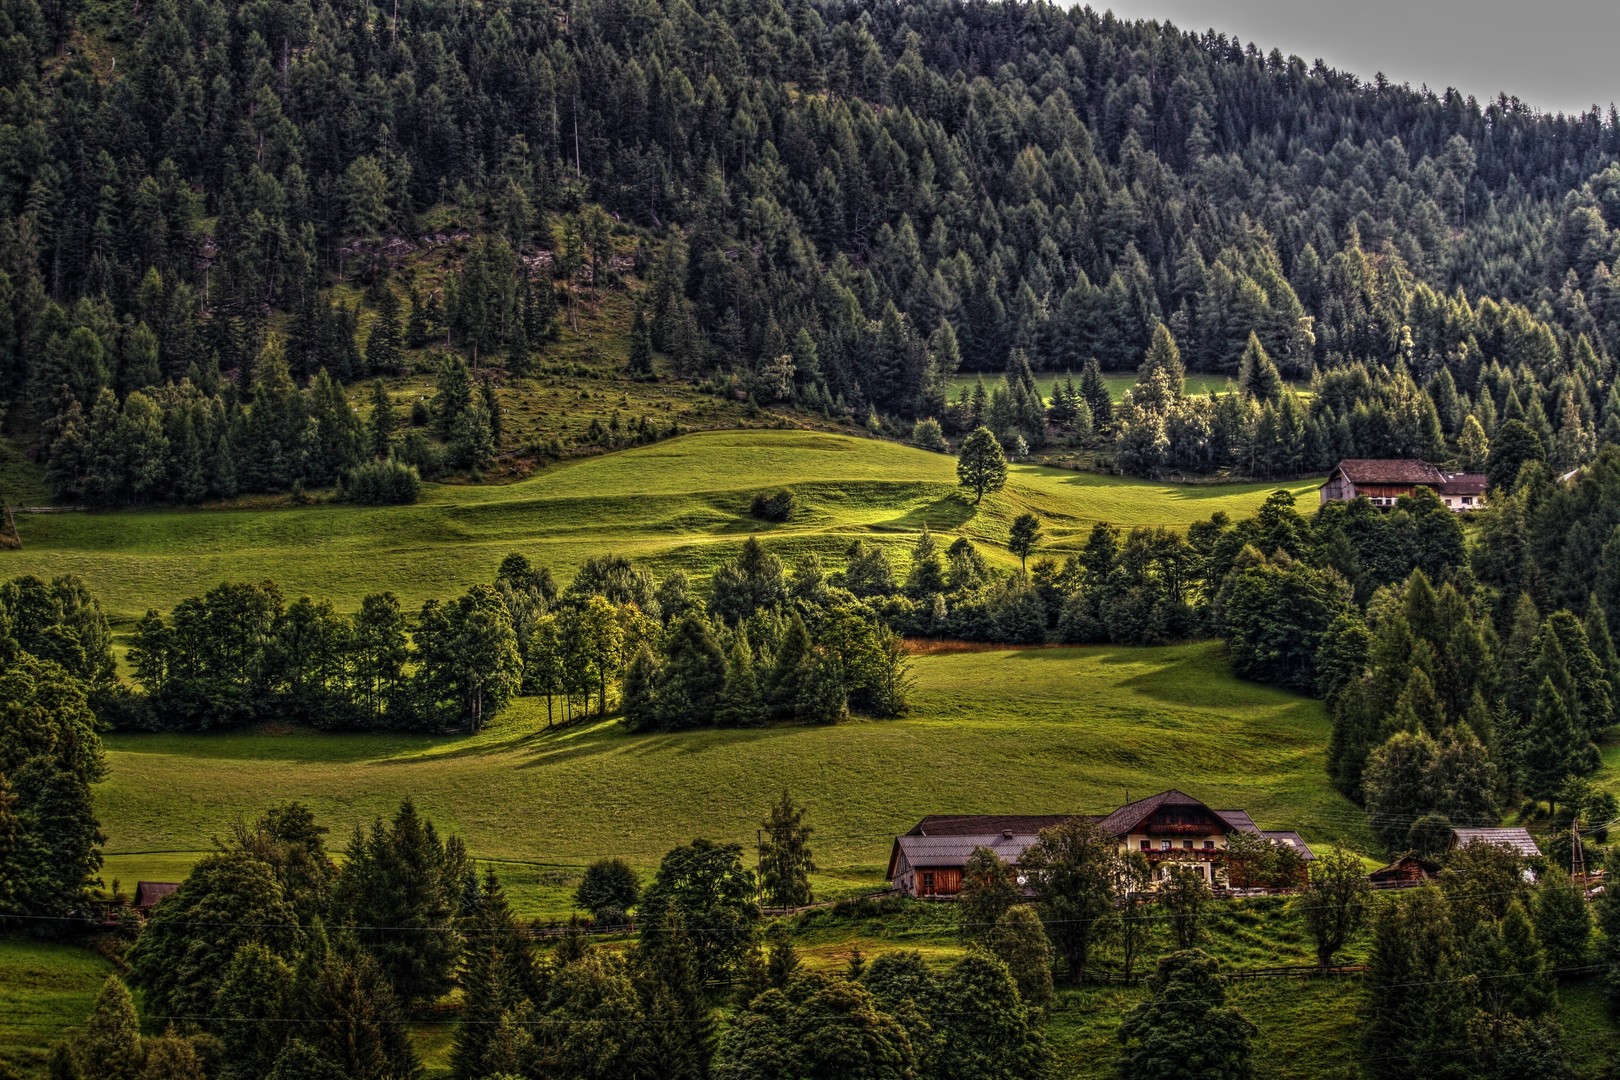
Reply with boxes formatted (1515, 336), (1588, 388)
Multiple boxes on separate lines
(1572, 821), (1588, 885)
(756, 829), (765, 908)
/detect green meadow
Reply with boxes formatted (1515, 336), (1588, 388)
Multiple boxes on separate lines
(0, 940), (114, 1075)
(94, 641), (1360, 918)
(4, 430), (1319, 623)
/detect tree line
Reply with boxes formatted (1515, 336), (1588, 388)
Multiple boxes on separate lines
(118, 543), (912, 733)
(0, 572), (113, 924)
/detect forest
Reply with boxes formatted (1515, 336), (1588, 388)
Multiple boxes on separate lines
(1, 0), (1620, 501)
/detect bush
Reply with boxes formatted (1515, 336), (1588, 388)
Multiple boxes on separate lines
(750, 489), (796, 522)
(912, 417), (949, 452)
(341, 459), (422, 505)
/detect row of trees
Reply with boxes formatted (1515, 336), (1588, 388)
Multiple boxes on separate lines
(43, 341), (511, 506)
(118, 542), (914, 734)
(125, 580), (522, 733)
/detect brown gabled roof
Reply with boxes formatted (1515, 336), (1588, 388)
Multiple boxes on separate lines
(1439, 473), (1487, 496)
(134, 881), (179, 910)
(1333, 459), (1447, 485)
(1095, 790), (1225, 836)
(907, 814), (1082, 837)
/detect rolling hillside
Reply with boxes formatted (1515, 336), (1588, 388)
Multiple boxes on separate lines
(5, 430), (1319, 623)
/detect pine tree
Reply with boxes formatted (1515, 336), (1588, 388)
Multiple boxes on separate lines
(758, 789), (815, 909)
(714, 634), (763, 728)
(331, 799), (466, 1008)
(367, 380), (395, 460)
(628, 303), (655, 378)
(450, 869), (536, 1080)
(1080, 358), (1113, 431)
(1236, 331), (1283, 403)
(366, 286), (404, 374)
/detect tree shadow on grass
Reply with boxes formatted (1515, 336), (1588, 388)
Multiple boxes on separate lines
(880, 490), (978, 533)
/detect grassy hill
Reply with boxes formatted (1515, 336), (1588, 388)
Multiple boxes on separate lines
(0, 940), (114, 1076)
(94, 640), (1358, 917)
(4, 430), (1319, 623)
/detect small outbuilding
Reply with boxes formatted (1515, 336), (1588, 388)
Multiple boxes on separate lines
(1368, 854), (1440, 887)
(133, 881), (180, 912)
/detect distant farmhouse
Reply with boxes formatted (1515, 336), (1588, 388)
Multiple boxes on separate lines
(887, 790), (1313, 898)
(1319, 459), (1487, 512)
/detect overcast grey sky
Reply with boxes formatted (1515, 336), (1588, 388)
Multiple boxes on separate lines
(1094, 0), (1619, 117)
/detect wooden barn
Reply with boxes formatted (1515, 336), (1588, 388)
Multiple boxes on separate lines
(1319, 459), (1445, 507)
(1319, 458), (1487, 512)
(1368, 855), (1440, 887)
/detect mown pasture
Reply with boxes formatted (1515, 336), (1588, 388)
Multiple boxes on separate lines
(94, 641), (1359, 918)
(4, 429), (1319, 623)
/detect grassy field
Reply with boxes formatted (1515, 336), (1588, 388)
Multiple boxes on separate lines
(5, 430), (1319, 623)
(94, 641), (1360, 917)
(0, 939), (114, 1075)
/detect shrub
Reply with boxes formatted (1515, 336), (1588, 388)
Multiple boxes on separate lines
(341, 459), (421, 505)
(750, 489), (796, 522)
(912, 417), (949, 452)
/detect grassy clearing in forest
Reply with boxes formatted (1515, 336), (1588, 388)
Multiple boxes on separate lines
(94, 641), (1358, 918)
(5, 430), (1318, 624)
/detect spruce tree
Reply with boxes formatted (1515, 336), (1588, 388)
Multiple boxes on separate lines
(367, 380), (395, 460)
(79, 977), (143, 1080)
(366, 286), (404, 374)
(758, 789), (815, 910)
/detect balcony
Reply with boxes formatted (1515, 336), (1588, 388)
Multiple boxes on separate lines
(1145, 822), (1217, 837)
(1144, 848), (1224, 862)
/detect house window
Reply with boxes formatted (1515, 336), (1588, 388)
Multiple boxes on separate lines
(921, 872), (934, 894)
(1183, 840), (1194, 850)
(1203, 841), (1216, 850)
(1462, 496), (1473, 505)
(1139, 840), (1150, 851)
(1161, 841), (1171, 851)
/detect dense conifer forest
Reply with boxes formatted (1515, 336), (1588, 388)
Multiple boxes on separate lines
(4, 0), (1620, 498)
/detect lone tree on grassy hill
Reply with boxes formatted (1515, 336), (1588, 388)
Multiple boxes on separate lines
(759, 789), (815, 910)
(1009, 512), (1041, 570)
(957, 427), (1007, 504)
